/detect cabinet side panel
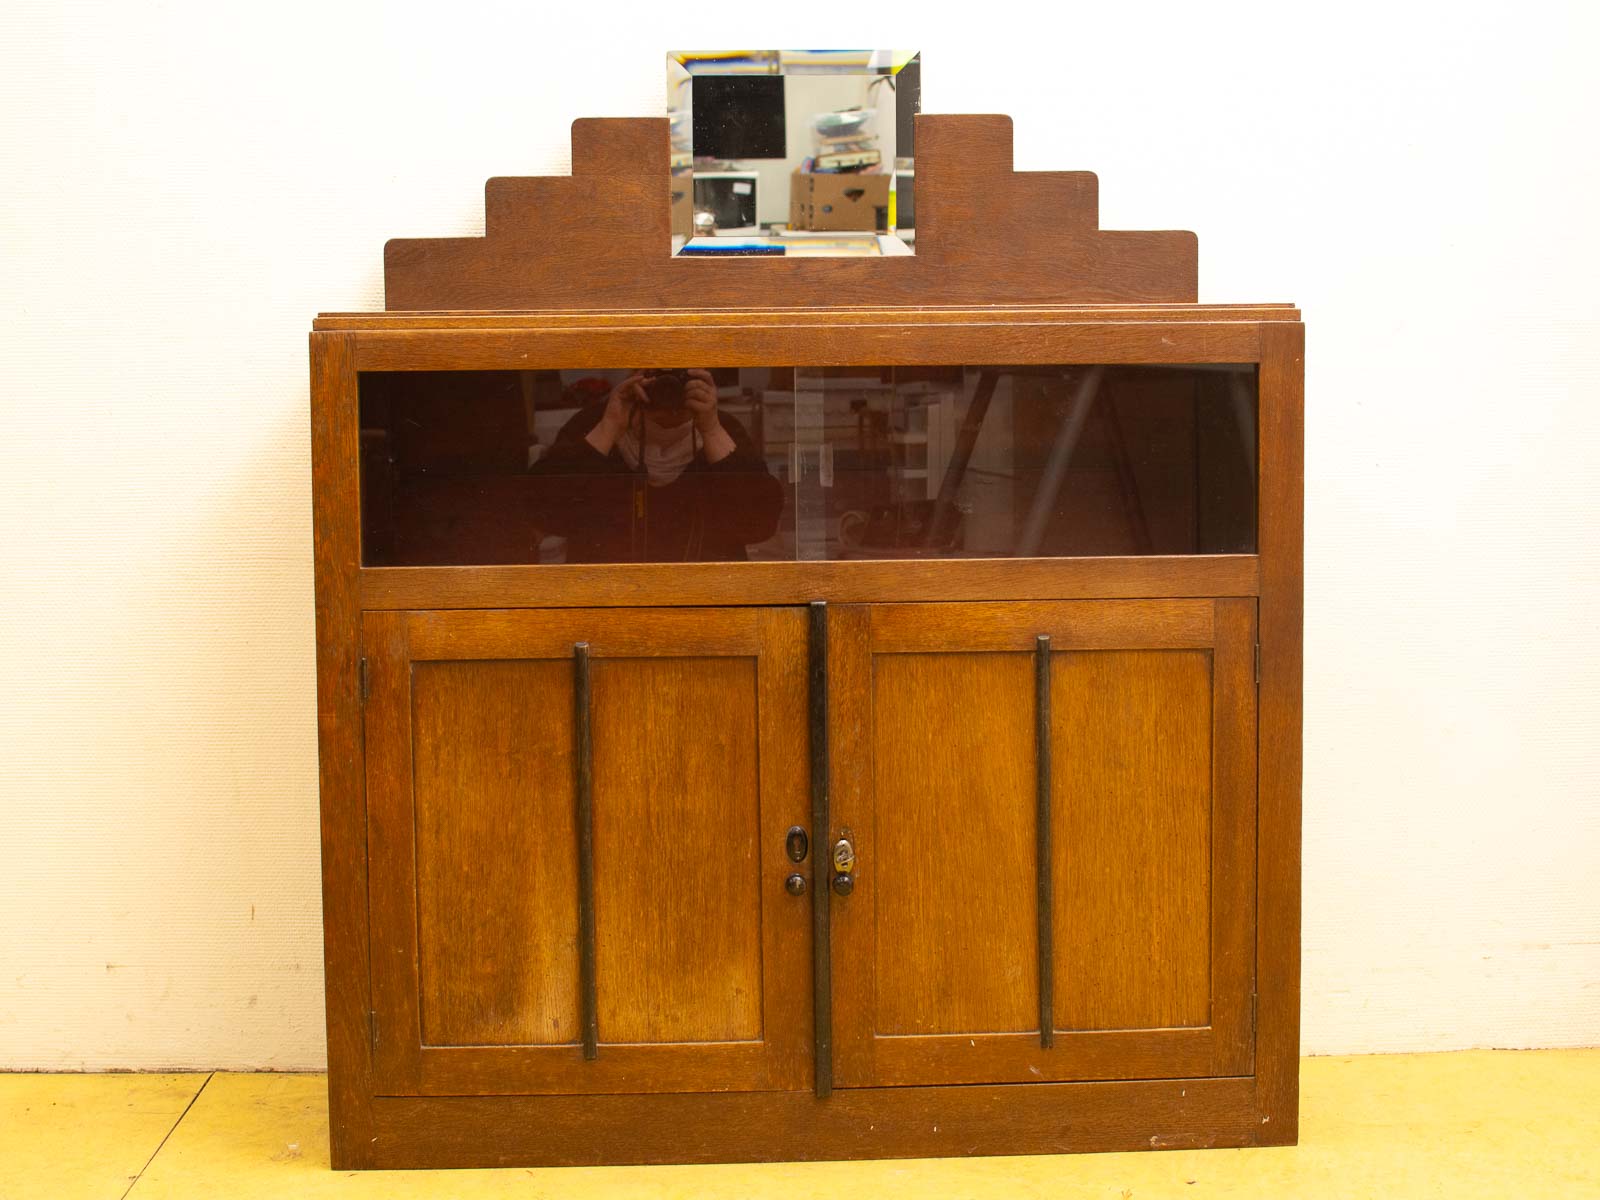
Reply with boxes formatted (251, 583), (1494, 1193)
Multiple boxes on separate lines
(872, 652), (1039, 1036)
(1256, 322), (1304, 1140)
(1054, 650), (1211, 1031)
(310, 332), (372, 1166)
(591, 656), (764, 1043)
(412, 660), (580, 1047)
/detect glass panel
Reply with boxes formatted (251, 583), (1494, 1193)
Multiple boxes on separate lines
(667, 50), (918, 257)
(359, 369), (791, 566)
(357, 364), (1255, 567)
(793, 365), (1257, 560)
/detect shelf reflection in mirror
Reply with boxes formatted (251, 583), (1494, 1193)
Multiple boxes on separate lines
(357, 365), (1257, 567)
(667, 50), (919, 258)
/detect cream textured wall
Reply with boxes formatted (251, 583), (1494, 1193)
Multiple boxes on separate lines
(1, 1), (1596, 1070)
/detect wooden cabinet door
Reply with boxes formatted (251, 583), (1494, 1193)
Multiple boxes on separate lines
(363, 607), (812, 1096)
(829, 599), (1256, 1087)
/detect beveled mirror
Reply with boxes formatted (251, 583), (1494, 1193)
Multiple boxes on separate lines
(668, 50), (920, 257)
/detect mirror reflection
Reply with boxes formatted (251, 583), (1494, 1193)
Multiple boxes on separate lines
(529, 369), (783, 562)
(667, 50), (919, 257)
(359, 365), (1257, 566)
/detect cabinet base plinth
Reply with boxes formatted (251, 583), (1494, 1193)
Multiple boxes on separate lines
(334, 1076), (1292, 1169)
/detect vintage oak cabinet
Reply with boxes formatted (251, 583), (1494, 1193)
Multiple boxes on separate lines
(310, 116), (1303, 1168)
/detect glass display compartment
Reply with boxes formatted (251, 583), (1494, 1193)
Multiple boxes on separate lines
(358, 364), (1257, 567)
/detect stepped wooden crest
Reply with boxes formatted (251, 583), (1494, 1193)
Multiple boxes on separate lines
(384, 115), (1198, 311)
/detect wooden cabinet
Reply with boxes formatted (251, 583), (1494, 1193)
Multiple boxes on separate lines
(829, 599), (1256, 1089)
(311, 313), (1302, 1167)
(312, 312), (1303, 1168)
(311, 113), (1301, 1170)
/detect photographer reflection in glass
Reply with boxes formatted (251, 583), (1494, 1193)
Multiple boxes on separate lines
(531, 368), (784, 562)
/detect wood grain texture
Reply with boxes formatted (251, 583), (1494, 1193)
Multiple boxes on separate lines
(1210, 597), (1259, 1076)
(1055, 649), (1211, 1031)
(590, 656), (763, 1043)
(807, 602), (833, 1097)
(366, 1076), (1265, 1167)
(570, 115), (665, 176)
(360, 556), (1261, 611)
(347, 321), (1260, 372)
(407, 613), (820, 1096)
(1255, 321), (1304, 1140)
(871, 652), (1039, 1036)
(863, 1027), (1217, 1086)
(410, 660), (578, 1047)
(309, 332), (373, 1167)
(754, 607), (816, 1089)
(870, 598), (1216, 652)
(404, 606), (760, 660)
(385, 115), (1199, 311)
(362, 612), (422, 1093)
(361, 606), (811, 1097)
(824, 605), (876, 1087)
(411, 1041), (782, 1095)
(317, 304), (1300, 331)
(832, 599), (1257, 1090)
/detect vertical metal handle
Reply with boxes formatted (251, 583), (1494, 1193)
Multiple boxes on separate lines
(1035, 633), (1055, 1050)
(573, 642), (599, 1061)
(808, 601), (832, 1098)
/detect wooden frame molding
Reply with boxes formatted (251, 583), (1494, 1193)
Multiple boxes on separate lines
(1254, 320), (1306, 1140)
(367, 1076), (1264, 1168)
(357, 556), (1262, 611)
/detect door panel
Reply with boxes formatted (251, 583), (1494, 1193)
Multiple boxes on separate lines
(871, 653), (1038, 1037)
(365, 607), (811, 1097)
(1055, 649), (1211, 1032)
(830, 599), (1255, 1088)
(412, 659), (578, 1047)
(590, 656), (762, 1044)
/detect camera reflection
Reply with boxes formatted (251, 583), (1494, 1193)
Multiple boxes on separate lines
(529, 368), (784, 563)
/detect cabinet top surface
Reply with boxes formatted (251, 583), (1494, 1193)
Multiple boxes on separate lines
(313, 304), (1301, 332)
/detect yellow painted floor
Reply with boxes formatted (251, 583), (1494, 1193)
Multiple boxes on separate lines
(2, 1051), (1597, 1198)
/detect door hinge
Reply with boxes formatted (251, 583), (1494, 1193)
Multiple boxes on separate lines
(1251, 992), (1258, 1038)
(1254, 643), (1261, 686)
(368, 1009), (378, 1051)
(359, 657), (370, 705)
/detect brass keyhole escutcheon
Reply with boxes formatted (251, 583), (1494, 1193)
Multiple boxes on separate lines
(831, 837), (855, 875)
